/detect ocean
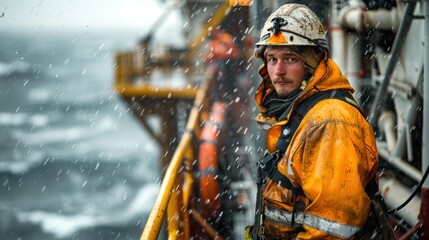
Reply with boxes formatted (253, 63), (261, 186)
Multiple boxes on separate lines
(0, 30), (163, 240)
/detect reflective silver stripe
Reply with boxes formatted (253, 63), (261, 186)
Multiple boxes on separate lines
(264, 205), (361, 239)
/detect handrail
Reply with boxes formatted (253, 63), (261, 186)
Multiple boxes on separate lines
(137, 2), (234, 238)
(189, 1), (231, 55)
(140, 65), (216, 240)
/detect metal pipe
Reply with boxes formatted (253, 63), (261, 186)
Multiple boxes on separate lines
(331, 0), (347, 72)
(404, 122), (414, 162)
(366, 8), (400, 31)
(379, 176), (420, 226)
(336, 0), (380, 101)
(368, 1), (417, 128)
(378, 111), (397, 152)
(375, 77), (422, 181)
(391, 93), (421, 161)
(346, 32), (362, 101)
(330, 26), (346, 71)
(340, 6), (400, 31)
(378, 147), (422, 182)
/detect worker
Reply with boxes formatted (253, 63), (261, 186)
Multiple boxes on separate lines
(204, 28), (241, 62)
(203, 28), (250, 154)
(250, 3), (395, 239)
(203, 28), (243, 99)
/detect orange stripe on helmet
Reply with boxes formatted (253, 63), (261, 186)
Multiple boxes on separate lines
(267, 33), (288, 44)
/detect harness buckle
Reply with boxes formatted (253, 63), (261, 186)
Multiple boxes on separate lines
(257, 151), (282, 177)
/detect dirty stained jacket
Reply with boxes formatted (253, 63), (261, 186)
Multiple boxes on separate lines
(255, 57), (379, 239)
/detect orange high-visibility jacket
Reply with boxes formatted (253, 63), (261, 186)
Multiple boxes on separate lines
(255, 57), (379, 239)
(205, 31), (241, 61)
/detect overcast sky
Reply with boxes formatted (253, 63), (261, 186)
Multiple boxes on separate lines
(0, 0), (183, 34)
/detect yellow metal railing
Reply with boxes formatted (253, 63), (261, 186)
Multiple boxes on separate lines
(188, 1), (232, 55)
(114, 51), (198, 99)
(140, 65), (217, 240)
(113, 0), (232, 101)
(114, 2), (237, 237)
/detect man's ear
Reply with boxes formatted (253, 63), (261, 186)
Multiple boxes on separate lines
(304, 69), (312, 80)
(264, 76), (273, 88)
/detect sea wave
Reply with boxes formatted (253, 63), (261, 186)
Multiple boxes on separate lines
(0, 112), (51, 127)
(16, 182), (160, 238)
(13, 126), (95, 145)
(0, 60), (31, 76)
(0, 150), (45, 173)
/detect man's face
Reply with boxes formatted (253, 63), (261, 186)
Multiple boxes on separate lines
(266, 47), (306, 97)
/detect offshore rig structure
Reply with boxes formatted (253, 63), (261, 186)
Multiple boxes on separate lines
(114, 0), (429, 239)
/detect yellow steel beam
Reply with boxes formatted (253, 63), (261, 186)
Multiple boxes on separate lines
(114, 84), (198, 99)
(182, 146), (194, 240)
(167, 179), (180, 240)
(140, 65), (216, 240)
(189, 1), (232, 54)
(114, 1), (231, 101)
(229, 0), (253, 6)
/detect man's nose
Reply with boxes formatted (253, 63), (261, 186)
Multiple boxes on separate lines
(274, 61), (286, 76)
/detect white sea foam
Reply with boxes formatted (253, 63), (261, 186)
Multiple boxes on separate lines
(13, 126), (92, 145)
(0, 112), (50, 127)
(11, 115), (129, 145)
(0, 60), (30, 76)
(0, 112), (26, 126)
(0, 150), (45, 173)
(27, 88), (53, 104)
(17, 183), (160, 238)
(18, 212), (95, 238)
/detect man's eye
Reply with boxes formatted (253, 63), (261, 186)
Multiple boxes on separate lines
(285, 57), (299, 63)
(267, 58), (277, 63)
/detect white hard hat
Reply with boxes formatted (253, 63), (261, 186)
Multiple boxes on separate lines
(255, 4), (329, 58)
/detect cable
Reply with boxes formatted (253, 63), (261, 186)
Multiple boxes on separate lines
(388, 164), (429, 214)
(280, 29), (329, 52)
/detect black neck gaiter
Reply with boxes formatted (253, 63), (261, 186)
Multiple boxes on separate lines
(262, 89), (301, 121)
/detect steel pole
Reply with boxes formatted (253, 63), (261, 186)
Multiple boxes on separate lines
(422, 0), (429, 190)
(331, 0), (347, 72)
(421, 0), (429, 237)
(367, 1), (417, 128)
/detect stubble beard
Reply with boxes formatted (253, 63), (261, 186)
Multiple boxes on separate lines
(272, 76), (298, 98)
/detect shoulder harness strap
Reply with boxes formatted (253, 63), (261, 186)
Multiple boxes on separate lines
(276, 89), (361, 152)
(260, 89), (360, 196)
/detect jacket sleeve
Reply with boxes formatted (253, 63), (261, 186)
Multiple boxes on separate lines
(288, 103), (379, 239)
